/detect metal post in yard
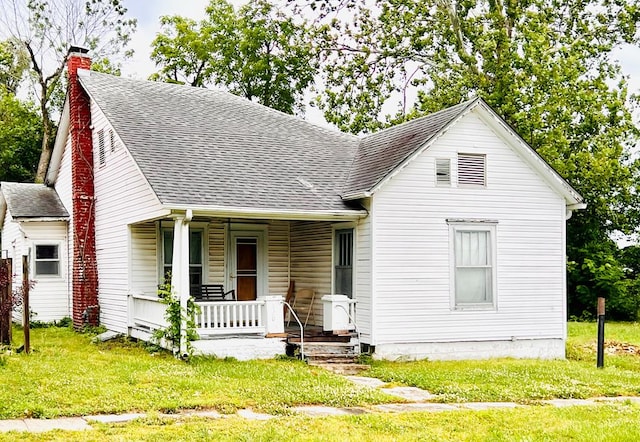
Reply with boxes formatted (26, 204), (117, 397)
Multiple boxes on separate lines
(596, 297), (605, 369)
(22, 255), (30, 354)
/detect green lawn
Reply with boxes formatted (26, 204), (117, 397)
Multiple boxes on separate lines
(0, 321), (638, 421)
(364, 321), (640, 403)
(1, 404), (639, 441)
(0, 327), (394, 419)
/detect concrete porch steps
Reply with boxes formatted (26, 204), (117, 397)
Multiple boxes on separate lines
(288, 332), (368, 375)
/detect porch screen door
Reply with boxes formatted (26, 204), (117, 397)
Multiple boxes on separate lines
(334, 228), (353, 298)
(236, 238), (258, 301)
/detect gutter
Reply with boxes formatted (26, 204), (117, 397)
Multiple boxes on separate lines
(165, 204), (368, 221)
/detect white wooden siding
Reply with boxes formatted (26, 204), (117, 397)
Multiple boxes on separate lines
(268, 220), (290, 295)
(19, 221), (69, 322)
(371, 110), (567, 346)
(91, 102), (164, 333)
(355, 206), (373, 342)
(207, 221), (225, 284)
(290, 221), (332, 325)
(130, 223), (157, 295)
(55, 134), (74, 300)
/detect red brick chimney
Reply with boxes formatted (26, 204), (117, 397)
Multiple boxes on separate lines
(67, 46), (99, 329)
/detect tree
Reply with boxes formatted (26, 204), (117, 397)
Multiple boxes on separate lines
(150, 0), (316, 114)
(0, 90), (42, 182)
(0, 39), (29, 94)
(0, 0), (137, 182)
(301, 0), (640, 318)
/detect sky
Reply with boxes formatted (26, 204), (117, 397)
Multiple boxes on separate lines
(121, 0), (640, 126)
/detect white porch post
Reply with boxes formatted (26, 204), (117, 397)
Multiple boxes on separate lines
(170, 211), (192, 356)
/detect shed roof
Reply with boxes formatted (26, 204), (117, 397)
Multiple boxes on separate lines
(0, 182), (69, 219)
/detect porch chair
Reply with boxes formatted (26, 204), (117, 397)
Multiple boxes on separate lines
(194, 284), (236, 302)
(290, 288), (316, 327)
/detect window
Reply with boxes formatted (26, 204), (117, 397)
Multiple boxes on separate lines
(162, 229), (204, 294)
(97, 129), (105, 166)
(458, 153), (485, 186)
(449, 222), (496, 309)
(334, 228), (354, 297)
(435, 158), (451, 186)
(35, 244), (60, 276)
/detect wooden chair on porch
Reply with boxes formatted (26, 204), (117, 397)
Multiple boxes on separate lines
(289, 288), (316, 327)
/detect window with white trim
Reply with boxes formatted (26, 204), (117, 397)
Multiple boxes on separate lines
(457, 153), (485, 186)
(162, 228), (204, 294)
(449, 222), (496, 309)
(334, 228), (354, 298)
(435, 158), (451, 186)
(35, 244), (60, 276)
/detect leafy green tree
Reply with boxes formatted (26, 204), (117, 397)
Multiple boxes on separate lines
(0, 39), (29, 94)
(151, 0), (316, 114)
(0, 90), (42, 182)
(299, 0), (640, 319)
(0, 0), (137, 182)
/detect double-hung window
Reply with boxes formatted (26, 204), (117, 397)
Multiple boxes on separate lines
(35, 244), (60, 276)
(162, 228), (204, 294)
(449, 221), (496, 309)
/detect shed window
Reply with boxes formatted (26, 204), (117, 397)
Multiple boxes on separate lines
(449, 222), (496, 309)
(435, 158), (451, 186)
(458, 153), (485, 186)
(35, 244), (60, 276)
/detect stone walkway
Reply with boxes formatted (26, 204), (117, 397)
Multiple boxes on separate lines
(1, 375), (639, 434)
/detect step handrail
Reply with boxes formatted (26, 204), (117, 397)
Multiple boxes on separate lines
(282, 301), (305, 360)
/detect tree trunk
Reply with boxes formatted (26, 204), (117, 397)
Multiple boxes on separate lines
(34, 83), (52, 183)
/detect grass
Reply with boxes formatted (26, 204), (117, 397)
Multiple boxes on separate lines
(364, 321), (640, 403)
(1, 404), (639, 441)
(0, 326), (394, 419)
(1, 321), (639, 422)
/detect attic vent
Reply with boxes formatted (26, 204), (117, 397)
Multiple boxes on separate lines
(458, 153), (485, 186)
(97, 129), (105, 166)
(109, 129), (116, 152)
(435, 158), (451, 186)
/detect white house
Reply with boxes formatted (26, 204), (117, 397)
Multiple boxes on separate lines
(0, 47), (585, 361)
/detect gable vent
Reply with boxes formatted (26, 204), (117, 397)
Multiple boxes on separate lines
(435, 158), (451, 186)
(109, 129), (116, 152)
(98, 129), (105, 166)
(458, 153), (485, 186)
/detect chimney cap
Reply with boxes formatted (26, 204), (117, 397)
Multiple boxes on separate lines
(68, 46), (89, 55)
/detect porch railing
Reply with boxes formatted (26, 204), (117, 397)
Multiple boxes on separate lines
(195, 300), (265, 335)
(128, 293), (169, 337)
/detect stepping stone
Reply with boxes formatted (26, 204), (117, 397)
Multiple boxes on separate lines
(24, 417), (91, 432)
(0, 419), (28, 432)
(383, 386), (435, 402)
(373, 403), (457, 413)
(237, 409), (275, 420)
(182, 410), (224, 419)
(290, 406), (368, 417)
(459, 402), (519, 410)
(542, 399), (594, 407)
(591, 396), (640, 405)
(84, 413), (145, 423)
(345, 376), (387, 388)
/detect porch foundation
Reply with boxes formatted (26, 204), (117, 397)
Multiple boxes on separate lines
(191, 337), (287, 360)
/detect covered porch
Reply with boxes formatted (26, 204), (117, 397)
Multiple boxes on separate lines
(126, 211), (361, 358)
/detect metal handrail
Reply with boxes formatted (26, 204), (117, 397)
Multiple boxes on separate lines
(335, 303), (361, 354)
(281, 301), (305, 360)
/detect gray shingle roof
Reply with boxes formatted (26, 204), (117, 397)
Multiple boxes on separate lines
(342, 99), (476, 196)
(1, 182), (69, 219)
(79, 72), (361, 213)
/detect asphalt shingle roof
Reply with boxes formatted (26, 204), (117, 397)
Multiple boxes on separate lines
(79, 72), (361, 213)
(342, 100), (476, 196)
(1, 182), (69, 219)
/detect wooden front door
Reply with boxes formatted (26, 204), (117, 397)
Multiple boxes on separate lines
(235, 238), (257, 301)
